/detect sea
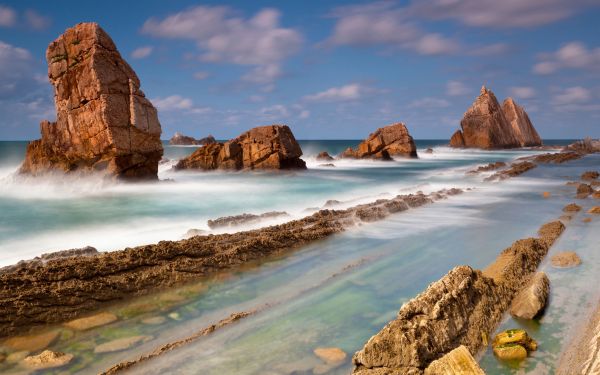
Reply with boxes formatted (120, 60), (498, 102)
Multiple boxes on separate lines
(1, 139), (599, 375)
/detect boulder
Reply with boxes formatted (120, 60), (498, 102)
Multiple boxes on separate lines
(316, 151), (334, 161)
(314, 347), (347, 364)
(64, 311), (117, 330)
(341, 123), (417, 159)
(175, 125), (306, 170)
(563, 203), (582, 212)
(581, 171), (599, 180)
(424, 345), (485, 375)
(510, 272), (549, 319)
(492, 329), (537, 361)
(576, 183), (594, 198)
(564, 138), (600, 153)
(551, 251), (582, 268)
(19, 23), (163, 180)
(450, 86), (541, 149)
(169, 132), (216, 146)
(588, 206), (600, 214)
(22, 350), (73, 369)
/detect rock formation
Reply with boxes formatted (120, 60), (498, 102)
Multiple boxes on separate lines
(450, 86), (542, 149)
(19, 23), (163, 179)
(510, 272), (549, 319)
(341, 123), (417, 159)
(492, 329), (537, 361)
(175, 125), (306, 170)
(169, 132), (216, 146)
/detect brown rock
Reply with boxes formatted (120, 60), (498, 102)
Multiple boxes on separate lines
(583, 217), (592, 223)
(502, 98), (542, 147)
(22, 350), (73, 369)
(314, 347), (347, 364)
(64, 311), (117, 330)
(19, 23), (163, 180)
(533, 152), (582, 164)
(449, 130), (465, 147)
(94, 335), (152, 353)
(576, 183), (594, 198)
(169, 132), (215, 146)
(581, 171), (599, 180)
(543, 192), (551, 198)
(424, 345), (485, 375)
(510, 272), (549, 319)
(341, 123), (417, 159)
(588, 206), (600, 214)
(563, 203), (582, 212)
(175, 125), (306, 170)
(593, 191), (600, 199)
(3, 330), (59, 352)
(551, 252), (582, 268)
(316, 151), (334, 161)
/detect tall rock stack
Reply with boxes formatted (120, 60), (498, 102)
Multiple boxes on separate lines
(450, 86), (542, 149)
(20, 23), (163, 179)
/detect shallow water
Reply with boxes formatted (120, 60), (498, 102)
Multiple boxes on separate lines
(0, 140), (594, 375)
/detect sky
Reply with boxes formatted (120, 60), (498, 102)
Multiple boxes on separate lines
(0, 0), (599, 140)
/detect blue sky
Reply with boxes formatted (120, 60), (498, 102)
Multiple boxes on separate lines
(0, 0), (599, 140)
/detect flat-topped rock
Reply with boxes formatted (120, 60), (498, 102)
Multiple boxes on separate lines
(64, 311), (117, 330)
(19, 23), (163, 179)
(341, 123), (417, 159)
(502, 98), (542, 147)
(175, 125), (306, 170)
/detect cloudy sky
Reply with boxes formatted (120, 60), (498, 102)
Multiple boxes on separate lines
(0, 0), (599, 140)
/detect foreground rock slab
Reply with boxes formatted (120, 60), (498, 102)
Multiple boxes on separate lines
(510, 272), (549, 319)
(3, 330), (59, 352)
(341, 123), (417, 159)
(424, 345), (485, 375)
(19, 23), (163, 180)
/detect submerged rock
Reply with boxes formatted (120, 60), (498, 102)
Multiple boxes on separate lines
(576, 183), (594, 198)
(175, 125), (306, 170)
(22, 350), (73, 369)
(341, 123), (417, 159)
(424, 148), (434, 154)
(581, 171), (599, 180)
(502, 98), (542, 147)
(533, 152), (583, 164)
(551, 251), (582, 268)
(3, 330), (59, 352)
(169, 132), (215, 146)
(563, 203), (582, 212)
(316, 151), (334, 161)
(510, 272), (549, 319)
(19, 23), (163, 180)
(207, 211), (288, 229)
(94, 335), (152, 353)
(64, 312), (118, 330)
(424, 345), (485, 375)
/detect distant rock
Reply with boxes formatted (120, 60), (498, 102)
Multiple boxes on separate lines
(19, 23), (163, 180)
(175, 125), (306, 170)
(563, 203), (582, 212)
(341, 123), (417, 159)
(3, 330), (59, 352)
(576, 183), (593, 198)
(316, 151), (334, 161)
(450, 86), (541, 149)
(492, 329), (537, 361)
(169, 132), (216, 146)
(551, 251), (582, 268)
(0, 246), (97, 274)
(582, 171), (599, 180)
(94, 335), (152, 353)
(22, 350), (73, 369)
(314, 347), (347, 364)
(510, 272), (549, 319)
(424, 345), (485, 375)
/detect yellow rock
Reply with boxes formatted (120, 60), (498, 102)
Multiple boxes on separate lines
(3, 330), (59, 352)
(64, 312), (117, 330)
(493, 343), (528, 361)
(424, 345), (485, 375)
(493, 329), (529, 347)
(313, 347), (347, 364)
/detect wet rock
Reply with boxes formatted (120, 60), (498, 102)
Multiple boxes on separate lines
(563, 203), (582, 212)
(316, 151), (334, 161)
(582, 217), (592, 223)
(564, 138), (600, 154)
(94, 335), (152, 354)
(533, 152), (582, 164)
(19, 23), (163, 180)
(576, 183), (594, 198)
(581, 171), (599, 180)
(492, 329), (537, 361)
(593, 191), (600, 199)
(551, 252), (582, 268)
(175, 125), (306, 170)
(424, 345), (485, 375)
(588, 206), (600, 214)
(207, 211), (288, 229)
(324, 200), (342, 207)
(169, 132), (215, 146)
(314, 347), (347, 364)
(510, 272), (549, 319)
(493, 343), (528, 361)
(341, 123), (417, 159)
(64, 312), (117, 330)
(467, 161), (506, 174)
(543, 192), (551, 198)
(502, 97), (542, 147)
(3, 330), (59, 352)
(485, 161), (536, 181)
(22, 350), (73, 369)
(141, 316), (166, 325)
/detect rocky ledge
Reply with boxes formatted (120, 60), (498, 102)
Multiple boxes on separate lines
(352, 220), (564, 374)
(450, 86), (542, 149)
(19, 23), (163, 180)
(174, 125), (306, 170)
(341, 123), (417, 159)
(168, 132), (216, 146)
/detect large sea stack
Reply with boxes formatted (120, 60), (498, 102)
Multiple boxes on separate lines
(175, 125), (306, 170)
(19, 23), (163, 179)
(450, 86), (541, 149)
(341, 122), (417, 159)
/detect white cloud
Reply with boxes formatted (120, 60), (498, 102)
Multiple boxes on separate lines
(131, 46), (153, 59)
(414, 33), (460, 55)
(552, 86), (591, 105)
(509, 86), (536, 99)
(446, 81), (470, 96)
(299, 109), (310, 119)
(193, 71), (210, 80)
(533, 42), (600, 74)
(407, 97), (450, 108)
(142, 6), (303, 87)
(468, 43), (511, 56)
(0, 40), (35, 98)
(303, 83), (382, 102)
(260, 104), (290, 120)
(0, 5), (16, 27)
(24, 9), (50, 30)
(410, 0), (597, 28)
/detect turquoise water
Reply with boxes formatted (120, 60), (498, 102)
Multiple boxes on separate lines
(0, 140), (593, 375)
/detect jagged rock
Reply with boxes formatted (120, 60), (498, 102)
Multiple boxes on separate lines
(576, 183), (594, 198)
(551, 251), (582, 268)
(533, 151), (582, 164)
(563, 203), (582, 212)
(94, 335), (152, 353)
(3, 330), (59, 352)
(316, 151), (334, 161)
(175, 125), (306, 170)
(64, 311), (117, 330)
(424, 148), (434, 154)
(510, 272), (549, 319)
(22, 350), (73, 369)
(169, 132), (215, 146)
(581, 171), (599, 180)
(424, 345), (485, 375)
(341, 123), (417, 159)
(19, 23), (163, 180)
(450, 86), (541, 149)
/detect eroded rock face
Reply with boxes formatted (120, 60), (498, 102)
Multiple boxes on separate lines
(341, 123), (417, 159)
(19, 23), (163, 180)
(450, 86), (541, 149)
(175, 125), (306, 170)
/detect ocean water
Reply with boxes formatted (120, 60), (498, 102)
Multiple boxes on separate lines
(0, 139), (596, 375)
